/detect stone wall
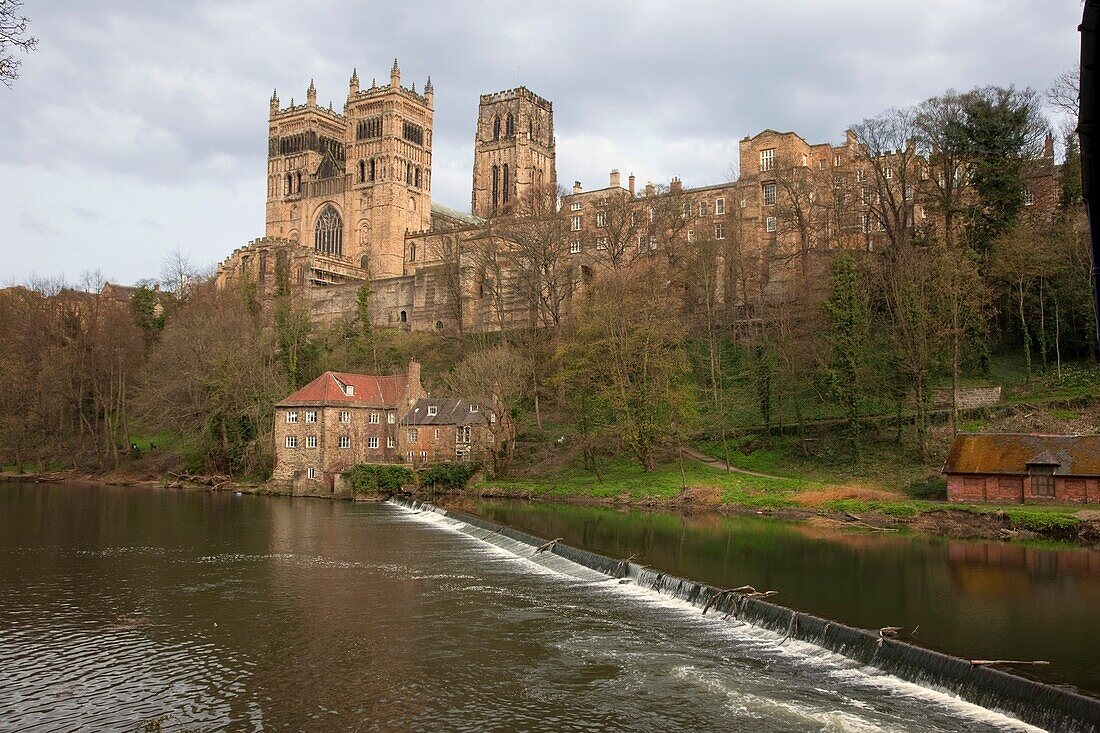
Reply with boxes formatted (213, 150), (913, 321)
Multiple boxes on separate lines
(932, 386), (1002, 410)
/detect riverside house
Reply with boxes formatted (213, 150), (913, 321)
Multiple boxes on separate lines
(943, 433), (1100, 505)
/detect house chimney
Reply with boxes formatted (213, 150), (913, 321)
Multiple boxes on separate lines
(628, 173), (636, 196)
(670, 176), (682, 194)
(407, 357), (423, 404)
(644, 181), (656, 197)
(610, 169), (621, 188)
(572, 181), (583, 195)
(1044, 132), (1055, 158)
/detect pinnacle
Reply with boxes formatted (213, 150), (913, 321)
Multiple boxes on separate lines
(392, 58), (400, 73)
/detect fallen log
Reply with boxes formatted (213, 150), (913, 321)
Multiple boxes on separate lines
(971, 659), (1050, 667)
(534, 537), (563, 554)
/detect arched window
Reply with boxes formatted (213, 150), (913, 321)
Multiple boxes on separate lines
(369, 159), (376, 181)
(399, 310), (408, 323)
(528, 120), (533, 141)
(406, 161), (413, 185)
(502, 164), (510, 205)
(314, 204), (343, 256)
(506, 113), (515, 138)
(284, 173), (292, 195)
(491, 165), (499, 212)
(295, 172), (301, 193)
(492, 115), (500, 140)
(409, 243), (416, 261)
(360, 255), (370, 271)
(358, 160), (365, 183)
(415, 167), (421, 188)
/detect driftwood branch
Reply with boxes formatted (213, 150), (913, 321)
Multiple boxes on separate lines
(971, 659), (1050, 667)
(534, 537), (563, 554)
(843, 511), (899, 532)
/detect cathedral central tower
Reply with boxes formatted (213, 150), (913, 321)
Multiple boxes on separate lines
(471, 87), (556, 218)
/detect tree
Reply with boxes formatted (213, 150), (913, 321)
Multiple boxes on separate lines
(1, 0), (36, 89)
(989, 222), (1055, 381)
(586, 188), (645, 270)
(444, 344), (528, 473)
(823, 254), (869, 455)
(771, 151), (830, 277)
(849, 106), (921, 252)
(500, 183), (574, 329)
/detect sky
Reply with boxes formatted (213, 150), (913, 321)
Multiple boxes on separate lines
(0, 0), (1082, 286)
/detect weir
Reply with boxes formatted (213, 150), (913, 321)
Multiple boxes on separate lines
(393, 498), (1100, 733)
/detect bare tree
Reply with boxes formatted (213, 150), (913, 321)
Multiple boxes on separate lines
(160, 247), (205, 299)
(1, 0), (37, 89)
(771, 152), (831, 277)
(1047, 64), (1080, 121)
(499, 183), (574, 329)
(850, 107), (921, 253)
(443, 344), (527, 473)
(586, 188), (645, 270)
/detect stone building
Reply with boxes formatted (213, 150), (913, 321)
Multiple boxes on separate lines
(272, 360), (426, 492)
(400, 397), (496, 466)
(216, 63), (1061, 334)
(943, 433), (1100, 504)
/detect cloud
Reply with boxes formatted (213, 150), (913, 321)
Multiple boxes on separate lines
(0, 0), (1082, 284)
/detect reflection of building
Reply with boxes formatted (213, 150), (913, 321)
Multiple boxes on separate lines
(944, 433), (1100, 504)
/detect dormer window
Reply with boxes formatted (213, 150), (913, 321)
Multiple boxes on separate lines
(469, 404), (479, 413)
(427, 405), (438, 416)
(344, 384), (354, 397)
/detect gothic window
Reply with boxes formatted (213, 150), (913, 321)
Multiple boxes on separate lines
(492, 115), (500, 141)
(284, 173), (292, 195)
(258, 251), (267, 284)
(369, 159), (376, 182)
(358, 160), (365, 183)
(491, 165), (499, 212)
(409, 243), (416, 261)
(506, 113), (515, 138)
(502, 164), (510, 205)
(360, 255), (370, 271)
(314, 205), (343, 256)
(528, 120), (533, 141)
(295, 172), (301, 193)
(406, 161), (413, 185)
(415, 167), (422, 188)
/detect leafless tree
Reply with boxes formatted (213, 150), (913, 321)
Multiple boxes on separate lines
(850, 107), (921, 252)
(499, 183), (574, 329)
(586, 189), (644, 270)
(0, 0), (36, 89)
(443, 344), (527, 472)
(1047, 64), (1080, 122)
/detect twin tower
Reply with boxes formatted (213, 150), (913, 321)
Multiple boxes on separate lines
(264, 61), (556, 280)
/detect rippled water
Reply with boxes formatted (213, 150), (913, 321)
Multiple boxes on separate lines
(0, 483), (1047, 731)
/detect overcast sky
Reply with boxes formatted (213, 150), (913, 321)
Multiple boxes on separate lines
(0, 0), (1081, 286)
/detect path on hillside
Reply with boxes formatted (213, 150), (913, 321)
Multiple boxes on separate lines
(682, 447), (792, 481)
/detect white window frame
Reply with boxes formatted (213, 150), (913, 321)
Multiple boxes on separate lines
(570, 241), (581, 254)
(457, 425), (471, 444)
(427, 405), (438, 416)
(306, 435), (317, 448)
(596, 237), (608, 250)
(571, 215), (582, 231)
(596, 212), (607, 227)
(434, 428), (441, 440)
(760, 148), (776, 172)
(469, 404), (479, 413)
(715, 198), (725, 215)
(369, 411), (379, 424)
(570, 201), (582, 211)
(834, 153), (842, 167)
(1024, 187), (1035, 206)
(339, 435), (351, 449)
(699, 201), (708, 217)
(762, 183), (777, 206)
(307, 467), (315, 479)
(387, 412), (395, 424)
(408, 428), (419, 442)
(387, 436), (395, 448)
(715, 223), (725, 240)
(286, 411), (298, 424)
(340, 411), (351, 424)
(285, 436), (298, 448)
(765, 216), (777, 233)
(305, 410), (317, 423)
(368, 436), (379, 449)
(687, 229), (695, 243)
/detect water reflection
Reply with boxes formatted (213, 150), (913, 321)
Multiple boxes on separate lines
(465, 499), (1100, 695)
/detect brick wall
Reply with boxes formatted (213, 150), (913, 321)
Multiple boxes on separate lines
(947, 473), (1100, 504)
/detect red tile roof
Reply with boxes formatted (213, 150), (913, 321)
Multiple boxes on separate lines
(276, 371), (411, 408)
(943, 433), (1100, 477)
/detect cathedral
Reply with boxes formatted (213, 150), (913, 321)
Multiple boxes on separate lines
(215, 61), (561, 333)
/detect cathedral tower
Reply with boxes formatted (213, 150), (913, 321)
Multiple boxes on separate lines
(471, 87), (556, 218)
(265, 60), (433, 281)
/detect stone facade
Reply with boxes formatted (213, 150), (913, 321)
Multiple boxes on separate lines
(400, 397), (496, 466)
(215, 65), (1061, 333)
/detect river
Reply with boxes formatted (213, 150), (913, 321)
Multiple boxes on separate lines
(0, 482), (1088, 732)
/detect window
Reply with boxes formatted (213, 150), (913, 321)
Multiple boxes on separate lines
(834, 154), (842, 167)
(368, 437), (379, 449)
(649, 236), (657, 250)
(682, 203), (692, 218)
(408, 428), (419, 442)
(469, 404), (479, 413)
(637, 234), (646, 250)
(715, 198), (725, 215)
(434, 428), (441, 440)
(457, 425), (471, 443)
(340, 411), (351, 424)
(904, 184), (913, 200)
(762, 183), (777, 206)
(387, 436), (395, 448)
(571, 216), (582, 231)
(687, 229), (695, 243)
(760, 148), (776, 172)
(307, 467), (315, 479)
(765, 216), (777, 233)
(596, 212), (607, 227)
(387, 412), (395, 424)
(305, 410), (317, 423)
(861, 214), (871, 233)
(369, 411), (379, 424)
(427, 405), (438, 416)
(570, 241), (581, 254)
(697, 201), (707, 217)
(314, 205), (343, 257)
(856, 169), (866, 182)
(339, 436), (351, 449)
(343, 384), (354, 397)
(739, 198), (746, 209)
(570, 202), (582, 211)
(419, 451), (427, 457)
(306, 435), (317, 448)
(285, 436), (298, 448)
(1030, 470), (1055, 497)
(630, 212), (639, 226)
(1024, 188), (1035, 206)
(884, 167), (893, 179)
(286, 411), (298, 423)
(715, 223), (726, 240)
(596, 237), (608, 250)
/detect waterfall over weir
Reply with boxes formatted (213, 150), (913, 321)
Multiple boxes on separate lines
(393, 498), (1100, 733)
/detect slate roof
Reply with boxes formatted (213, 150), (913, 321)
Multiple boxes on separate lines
(276, 371), (411, 408)
(405, 398), (487, 426)
(430, 203), (484, 227)
(942, 433), (1100, 477)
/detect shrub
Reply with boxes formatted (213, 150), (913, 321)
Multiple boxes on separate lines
(343, 464), (414, 495)
(907, 477), (947, 500)
(418, 462), (481, 490)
